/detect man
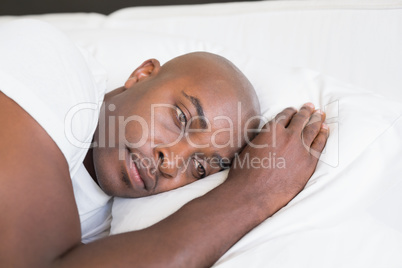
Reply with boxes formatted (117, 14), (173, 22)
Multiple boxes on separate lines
(0, 20), (328, 267)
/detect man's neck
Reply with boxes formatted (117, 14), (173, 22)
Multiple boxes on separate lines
(83, 148), (99, 185)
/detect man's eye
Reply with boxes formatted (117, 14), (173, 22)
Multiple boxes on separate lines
(193, 158), (206, 179)
(175, 106), (187, 127)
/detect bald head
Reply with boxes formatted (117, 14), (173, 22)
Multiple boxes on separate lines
(160, 52), (261, 146)
(162, 52), (259, 111)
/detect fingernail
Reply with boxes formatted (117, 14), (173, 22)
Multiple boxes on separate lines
(304, 102), (315, 109)
(322, 123), (328, 129)
(315, 109), (324, 115)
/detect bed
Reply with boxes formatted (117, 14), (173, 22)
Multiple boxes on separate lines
(1, 0), (401, 267)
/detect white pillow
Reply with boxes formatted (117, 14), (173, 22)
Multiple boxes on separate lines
(110, 62), (402, 234)
(68, 29), (227, 92)
(112, 170), (228, 232)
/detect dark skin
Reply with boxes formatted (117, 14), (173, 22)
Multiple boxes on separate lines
(86, 53), (261, 198)
(0, 52), (328, 267)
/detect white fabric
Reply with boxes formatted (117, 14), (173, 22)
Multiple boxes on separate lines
(1, 1), (401, 101)
(112, 170), (227, 232)
(214, 114), (402, 268)
(67, 30), (225, 92)
(1, 1), (402, 266)
(0, 19), (106, 176)
(72, 164), (112, 244)
(0, 19), (111, 242)
(104, 1), (402, 103)
(0, 13), (106, 31)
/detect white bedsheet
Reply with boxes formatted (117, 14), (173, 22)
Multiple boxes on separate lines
(104, 0), (402, 102)
(1, 1), (401, 101)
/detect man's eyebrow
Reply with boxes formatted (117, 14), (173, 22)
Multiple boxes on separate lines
(182, 91), (208, 129)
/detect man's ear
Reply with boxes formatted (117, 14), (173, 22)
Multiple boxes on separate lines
(124, 59), (161, 89)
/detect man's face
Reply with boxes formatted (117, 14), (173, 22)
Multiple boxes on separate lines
(92, 55), (258, 198)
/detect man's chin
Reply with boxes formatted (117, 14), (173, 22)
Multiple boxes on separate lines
(97, 176), (148, 198)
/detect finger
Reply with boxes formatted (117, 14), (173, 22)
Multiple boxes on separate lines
(310, 124), (329, 157)
(302, 110), (326, 147)
(274, 107), (297, 128)
(287, 103), (316, 131)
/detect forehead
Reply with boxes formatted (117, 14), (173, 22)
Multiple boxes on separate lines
(178, 89), (243, 158)
(174, 79), (239, 125)
(156, 68), (238, 113)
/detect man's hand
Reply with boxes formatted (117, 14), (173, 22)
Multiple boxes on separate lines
(227, 103), (328, 219)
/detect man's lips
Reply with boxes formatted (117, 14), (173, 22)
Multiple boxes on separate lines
(125, 148), (145, 189)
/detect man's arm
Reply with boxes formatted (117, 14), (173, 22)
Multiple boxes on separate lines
(0, 92), (327, 268)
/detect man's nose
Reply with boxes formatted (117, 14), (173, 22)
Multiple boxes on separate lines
(153, 139), (193, 179)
